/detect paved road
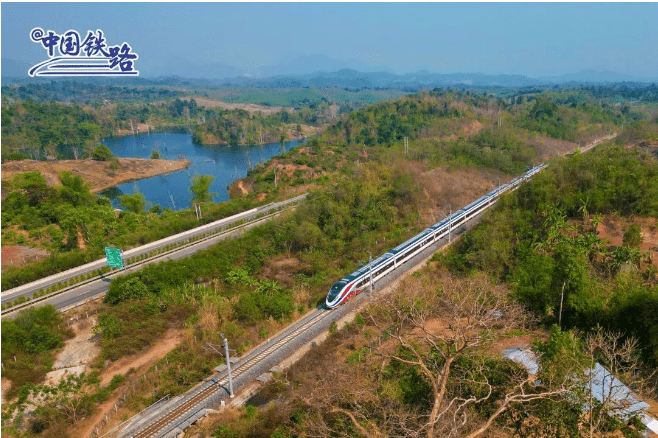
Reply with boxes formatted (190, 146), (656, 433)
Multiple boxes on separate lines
(2, 194), (306, 315)
(110, 133), (622, 438)
(113, 214), (484, 438)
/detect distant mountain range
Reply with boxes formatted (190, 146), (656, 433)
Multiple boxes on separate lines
(2, 53), (657, 88)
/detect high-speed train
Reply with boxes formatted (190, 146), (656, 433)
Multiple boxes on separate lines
(325, 164), (546, 308)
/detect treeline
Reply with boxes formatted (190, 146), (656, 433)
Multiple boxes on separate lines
(191, 100), (337, 146)
(1, 81), (183, 103)
(581, 82), (658, 103)
(191, 107), (295, 146)
(324, 91), (464, 146)
(1, 100), (114, 161)
(244, 89), (624, 186)
(445, 137), (658, 365)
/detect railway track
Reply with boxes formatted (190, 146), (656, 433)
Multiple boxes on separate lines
(114, 133), (621, 438)
(123, 309), (333, 438)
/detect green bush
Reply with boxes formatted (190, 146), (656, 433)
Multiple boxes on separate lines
(92, 145), (114, 161)
(623, 224), (643, 248)
(104, 276), (149, 305)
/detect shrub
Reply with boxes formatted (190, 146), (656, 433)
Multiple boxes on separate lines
(92, 145), (114, 161)
(623, 224), (643, 248)
(105, 276), (149, 305)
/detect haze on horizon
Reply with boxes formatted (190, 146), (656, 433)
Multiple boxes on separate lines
(2, 2), (657, 80)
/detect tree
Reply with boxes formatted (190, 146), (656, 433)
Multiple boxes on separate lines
(530, 97), (558, 120)
(104, 276), (149, 305)
(91, 144), (114, 161)
(190, 174), (216, 203)
(58, 171), (93, 206)
(281, 274), (588, 438)
(322, 274), (578, 438)
(582, 329), (655, 438)
(119, 192), (146, 213)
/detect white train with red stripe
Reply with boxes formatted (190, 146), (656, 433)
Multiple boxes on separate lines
(325, 164), (546, 309)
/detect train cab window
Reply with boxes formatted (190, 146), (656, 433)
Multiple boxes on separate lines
(327, 281), (347, 301)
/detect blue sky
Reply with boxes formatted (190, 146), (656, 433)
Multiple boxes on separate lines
(2, 2), (657, 78)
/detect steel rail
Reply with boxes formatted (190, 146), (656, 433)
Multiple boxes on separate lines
(114, 133), (620, 437)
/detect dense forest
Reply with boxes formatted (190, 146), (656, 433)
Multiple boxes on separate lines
(1, 100), (113, 161)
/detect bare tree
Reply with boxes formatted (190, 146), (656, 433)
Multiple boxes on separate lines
(282, 273), (602, 438)
(583, 329), (656, 438)
(363, 274), (577, 438)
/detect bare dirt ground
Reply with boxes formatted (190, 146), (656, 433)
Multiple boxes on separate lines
(236, 180), (249, 195)
(597, 216), (658, 257)
(68, 328), (186, 438)
(44, 318), (101, 386)
(180, 96), (292, 116)
(1, 158), (191, 195)
(1, 245), (50, 271)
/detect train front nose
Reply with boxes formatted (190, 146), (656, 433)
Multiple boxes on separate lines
(326, 280), (347, 308)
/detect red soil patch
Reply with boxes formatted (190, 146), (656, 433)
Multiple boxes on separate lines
(1, 158), (190, 194)
(267, 162), (315, 179)
(1, 378), (11, 405)
(237, 180), (249, 195)
(1, 245), (49, 271)
(596, 216), (658, 256)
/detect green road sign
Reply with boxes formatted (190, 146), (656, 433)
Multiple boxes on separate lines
(105, 247), (124, 269)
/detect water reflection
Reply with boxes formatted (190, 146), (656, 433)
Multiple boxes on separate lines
(99, 133), (303, 210)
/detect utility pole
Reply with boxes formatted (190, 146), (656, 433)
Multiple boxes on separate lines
(404, 137), (409, 157)
(219, 333), (234, 398)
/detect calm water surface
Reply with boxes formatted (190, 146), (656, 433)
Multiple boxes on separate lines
(101, 133), (303, 210)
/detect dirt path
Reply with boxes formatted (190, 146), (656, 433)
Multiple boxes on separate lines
(99, 329), (184, 386)
(1, 378), (11, 405)
(73, 329), (185, 438)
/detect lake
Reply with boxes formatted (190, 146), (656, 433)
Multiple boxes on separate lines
(101, 132), (304, 210)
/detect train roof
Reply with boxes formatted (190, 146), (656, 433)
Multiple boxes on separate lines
(343, 253), (394, 281)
